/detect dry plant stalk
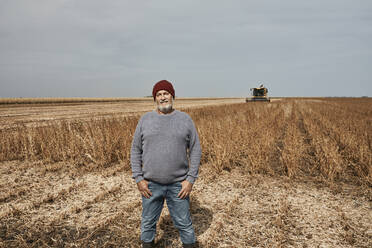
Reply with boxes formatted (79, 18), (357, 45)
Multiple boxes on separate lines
(0, 98), (371, 184)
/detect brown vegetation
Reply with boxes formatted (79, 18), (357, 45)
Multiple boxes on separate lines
(0, 98), (371, 247)
(1, 98), (370, 184)
(0, 98), (243, 130)
(0, 97), (150, 105)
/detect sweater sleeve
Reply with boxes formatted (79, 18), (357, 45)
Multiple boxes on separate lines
(130, 118), (144, 183)
(186, 118), (202, 184)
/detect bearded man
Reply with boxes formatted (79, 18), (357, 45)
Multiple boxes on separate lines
(130, 80), (202, 248)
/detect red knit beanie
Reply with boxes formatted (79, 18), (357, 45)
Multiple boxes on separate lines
(152, 80), (175, 100)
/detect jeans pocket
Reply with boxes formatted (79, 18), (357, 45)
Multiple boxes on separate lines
(175, 181), (182, 188)
(175, 182), (183, 195)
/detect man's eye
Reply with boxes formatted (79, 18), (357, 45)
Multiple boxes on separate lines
(157, 93), (169, 97)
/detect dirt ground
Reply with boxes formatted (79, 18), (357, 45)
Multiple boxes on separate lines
(0, 159), (371, 247)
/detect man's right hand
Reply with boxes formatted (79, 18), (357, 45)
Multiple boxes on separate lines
(137, 180), (152, 198)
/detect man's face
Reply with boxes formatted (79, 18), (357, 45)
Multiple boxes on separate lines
(155, 90), (173, 113)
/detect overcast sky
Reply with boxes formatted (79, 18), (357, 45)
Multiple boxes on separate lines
(0, 0), (371, 98)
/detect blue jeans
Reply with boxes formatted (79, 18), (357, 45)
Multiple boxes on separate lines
(141, 181), (196, 245)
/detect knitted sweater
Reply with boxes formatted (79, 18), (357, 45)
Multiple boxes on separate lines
(130, 110), (202, 184)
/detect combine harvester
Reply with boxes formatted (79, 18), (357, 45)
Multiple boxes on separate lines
(245, 84), (270, 102)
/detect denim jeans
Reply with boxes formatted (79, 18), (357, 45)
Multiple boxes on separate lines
(141, 181), (196, 245)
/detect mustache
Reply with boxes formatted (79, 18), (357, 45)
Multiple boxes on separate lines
(159, 100), (169, 103)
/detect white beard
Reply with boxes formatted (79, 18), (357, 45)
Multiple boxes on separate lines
(157, 102), (173, 114)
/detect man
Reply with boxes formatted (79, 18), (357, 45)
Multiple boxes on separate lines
(131, 80), (202, 248)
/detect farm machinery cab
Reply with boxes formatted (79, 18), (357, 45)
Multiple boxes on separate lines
(245, 84), (270, 102)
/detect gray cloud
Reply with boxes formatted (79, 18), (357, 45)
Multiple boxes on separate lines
(0, 0), (371, 97)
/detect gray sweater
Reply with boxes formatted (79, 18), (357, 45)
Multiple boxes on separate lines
(130, 110), (202, 184)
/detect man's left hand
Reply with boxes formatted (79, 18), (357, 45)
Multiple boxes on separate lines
(177, 180), (193, 199)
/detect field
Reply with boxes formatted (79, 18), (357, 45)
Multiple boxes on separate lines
(0, 98), (371, 247)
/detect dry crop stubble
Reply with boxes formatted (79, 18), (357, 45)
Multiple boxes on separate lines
(277, 104), (305, 179)
(1, 98), (370, 184)
(298, 100), (371, 184)
(302, 109), (345, 181)
(0, 98), (243, 130)
(315, 101), (371, 183)
(0, 98), (371, 247)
